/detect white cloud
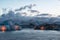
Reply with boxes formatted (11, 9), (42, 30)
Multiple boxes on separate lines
(0, 9), (3, 15)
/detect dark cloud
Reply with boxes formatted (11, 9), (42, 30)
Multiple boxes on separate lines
(15, 7), (24, 11)
(15, 4), (36, 11)
(57, 15), (60, 17)
(28, 10), (40, 13)
(36, 14), (51, 16)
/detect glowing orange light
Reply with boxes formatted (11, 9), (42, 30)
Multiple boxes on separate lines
(15, 25), (19, 30)
(1, 26), (6, 32)
(40, 26), (45, 30)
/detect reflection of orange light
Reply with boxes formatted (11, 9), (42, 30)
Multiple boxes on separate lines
(1, 26), (6, 32)
(40, 26), (45, 30)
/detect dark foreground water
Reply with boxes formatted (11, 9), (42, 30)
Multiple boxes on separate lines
(0, 29), (60, 40)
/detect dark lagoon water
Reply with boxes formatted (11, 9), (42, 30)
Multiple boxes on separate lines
(0, 29), (60, 40)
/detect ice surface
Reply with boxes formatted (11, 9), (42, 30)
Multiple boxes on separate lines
(0, 29), (60, 40)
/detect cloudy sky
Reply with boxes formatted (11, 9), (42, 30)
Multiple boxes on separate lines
(0, 0), (60, 16)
